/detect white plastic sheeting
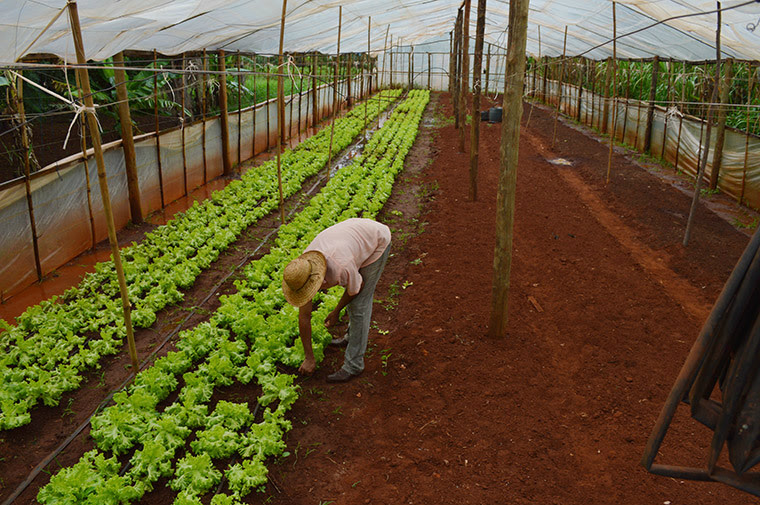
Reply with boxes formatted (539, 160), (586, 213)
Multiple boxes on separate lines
(525, 77), (760, 211)
(0, 76), (361, 298)
(1, 1), (759, 64)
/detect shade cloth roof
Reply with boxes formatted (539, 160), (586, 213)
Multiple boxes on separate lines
(1, 0), (759, 63)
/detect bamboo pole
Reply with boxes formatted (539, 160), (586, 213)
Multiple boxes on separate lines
(73, 68), (97, 248)
(448, 31), (455, 94)
(266, 62), (271, 149)
(602, 57), (613, 133)
(674, 60), (686, 172)
(576, 58), (584, 123)
(622, 64), (630, 143)
(113, 52), (143, 223)
(67, 1), (138, 373)
(488, 0), (529, 338)
(469, 0), (486, 202)
(312, 52), (319, 127)
(634, 62), (642, 150)
(237, 51), (242, 165)
(485, 43), (491, 95)
(16, 72), (43, 281)
(275, 0), (288, 224)
(606, 2), (618, 184)
(684, 2), (722, 247)
(428, 52), (432, 90)
(347, 52), (352, 107)
(326, 5), (343, 182)
(153, 49), (165, 207)
(390, 35), (394, 86)
(408, 46), (414, 89)
(364, 17), (371, 142)
(525, 27), (540, 129)
(643, 55), (660, 154)
(542, 55), (549, 103)
(289, 61), (295, 142)
(710, 57), (733, 189)
(458, 0), (472, 153)
(298, 57), (304, 137)
(201, 49), (208, 183)
(661, 58), (673, 159)
(453, 9), (463, 130)
(551, 26), (568, 148)
(381, 25), (390, 89)
(741, 63), (755, 204)
(219, 50), (232, 175)
(253, 53), (258, 154)
(180, 53), (188, 195)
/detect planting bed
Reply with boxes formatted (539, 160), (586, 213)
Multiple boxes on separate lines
(2, 90), (758, 504)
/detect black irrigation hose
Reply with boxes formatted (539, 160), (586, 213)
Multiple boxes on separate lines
(1, 95), (398, 505)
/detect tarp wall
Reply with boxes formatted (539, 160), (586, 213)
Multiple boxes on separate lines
(0, 75), (368, 298)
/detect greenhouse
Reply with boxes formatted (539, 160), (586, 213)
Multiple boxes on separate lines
(1, 1), (760, 504)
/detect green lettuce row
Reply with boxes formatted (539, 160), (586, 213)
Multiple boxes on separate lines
(0, 90), (402, 431)
(36, 90), (430, 505)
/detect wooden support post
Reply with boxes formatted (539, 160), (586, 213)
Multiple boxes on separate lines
(469, 0), (486, 202)
(576, 58), (584, 123)
(408, 46), (414, 89)
(643, 54), (660, 154)
(326, 5), (343, 182)
(381, 25), (390, 89)
(201, 49), (208, 183)
(180, 53), (188, 195)
(606, 3), (618, 184)
(237, 51), (242, 165)
(266, 62), (271, 149)
(289, 60), (295, 142)
(551, 26), (568, 147)
(16, 72), (43, 281)
(73, 68), (97, 248)
(741, 63), (755, 204)
(346, 52), (352, 108)
(661, 58), (673, 159)
(219, 50), (232, 175)
(427, 52), (432, 89)
(674, 60), (686, 172)
(526, 28), (541, 128)
(67, 1), (138, 373)
(113, 52), (143, 223)
(488, 0), (529, 338)
(312, 53), (319, 127)
(622, 64), (630, 143)
(276, 0), (288, 224)
(458, 0), (472, 153)
(364, 17), (371, 142)
(448, 31), (455, 94)
(542, 55), (549, 102)
(684, 2), (722, 247)
(298, 57), (304, 137)
(453, 9), (463, 130)
(253, 53), (258, 154)
(389, 35), (394, 86)
(485, 43), (491, 95)
(710, 57), (733, 190)
(153, 49), (165, 207)
(602, 57), (613, 133)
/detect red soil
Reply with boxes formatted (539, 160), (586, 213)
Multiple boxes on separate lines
(2, 91), (756, 505)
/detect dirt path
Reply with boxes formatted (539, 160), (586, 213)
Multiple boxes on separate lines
(248, 93), (754, 505)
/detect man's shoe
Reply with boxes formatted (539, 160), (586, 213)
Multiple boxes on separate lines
(329, 336), (348, 347)
(326, 368), (359, 383)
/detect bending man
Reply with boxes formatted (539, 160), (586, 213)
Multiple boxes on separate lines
(282, 218), (391, 383)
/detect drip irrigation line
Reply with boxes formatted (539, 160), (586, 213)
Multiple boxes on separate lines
(0, 93), (398, 505)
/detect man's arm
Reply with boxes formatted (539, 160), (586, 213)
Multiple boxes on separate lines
(325, 285), (360, 328)
(298, 301), (316, 374)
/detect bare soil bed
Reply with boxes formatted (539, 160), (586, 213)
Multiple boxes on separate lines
(2, 91), (757, 504)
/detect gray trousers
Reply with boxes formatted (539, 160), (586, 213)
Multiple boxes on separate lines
(343, 244), (391, 374)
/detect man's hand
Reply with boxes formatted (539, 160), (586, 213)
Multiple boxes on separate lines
(299, 356), (316, 375)
(324, 309), (342, 328)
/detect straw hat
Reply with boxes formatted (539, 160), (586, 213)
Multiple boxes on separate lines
(282, 251), (327, 307)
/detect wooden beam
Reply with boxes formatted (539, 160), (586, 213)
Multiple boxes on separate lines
(15, 71), (43, 281)
(276, 0), (288, 224)
(488, 0), (529, 338)
(684, 2), (723, 247)
(458, 0), (471, 152)
(67, 1), (139, 373)
(219, 50), (232, 175)
(710, 57), (733, 189)
(113, 52), (143, 223)
(469, 0), (487, 202)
